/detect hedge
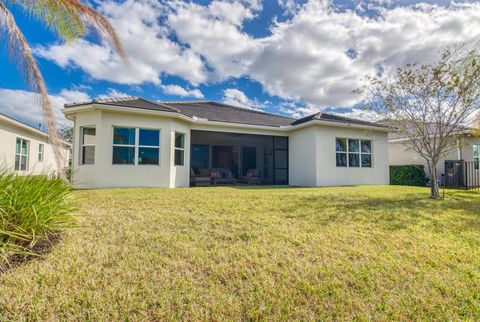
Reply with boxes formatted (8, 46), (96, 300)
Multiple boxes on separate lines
(390, 165), (428, 186)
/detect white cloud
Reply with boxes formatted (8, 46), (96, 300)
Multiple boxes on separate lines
(35, 0), (207, 86)
(167, 0), (262, 80)
(33, 0), (480, 115)
(0, 88), (90, 127)
(162, 85), (204, 98)
(222, 88), (261, 109)
(251, 1), (480, 108)
(97, 88), (129, 99)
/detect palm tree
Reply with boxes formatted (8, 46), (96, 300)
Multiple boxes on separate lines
(0, 0), (125, 179)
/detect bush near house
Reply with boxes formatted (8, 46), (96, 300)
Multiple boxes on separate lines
(390, 165), (428, 186)
(0, 171), (75, 265)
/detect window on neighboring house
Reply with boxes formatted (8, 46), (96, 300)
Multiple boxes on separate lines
(474, 144), (479, 170)
(336, 138), (372, 168)
(15, 138), (29, 171)
(112, 127), (160, 165)
(38, 143), (44, 162)
(81, 127), (96, 165)
(174, 132), (185, 166)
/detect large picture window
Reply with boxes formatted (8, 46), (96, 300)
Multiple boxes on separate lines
(474, 145), (479, 170)
(174, 132), (185, 166)
(112, 127), (160, 165)
(81, 127), (96, 165)
(15, 138), (29, 171)
(336, 138), (372, 168)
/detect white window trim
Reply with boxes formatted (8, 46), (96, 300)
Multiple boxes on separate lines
(15, 137), (29, 171)
(174, 132), (186, 167)
(80, 126), (96, 166)
(38, 143), (44, 162)
(336, 138), (373, 168)
(112, 127), (161, 166)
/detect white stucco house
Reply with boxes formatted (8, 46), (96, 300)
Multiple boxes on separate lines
(63, 97), (390, 189)
(0, 113), (70, 176)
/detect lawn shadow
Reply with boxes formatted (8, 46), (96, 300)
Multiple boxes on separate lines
(0, 234), (62, 275)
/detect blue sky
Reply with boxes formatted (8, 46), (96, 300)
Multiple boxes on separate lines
(1, 0), (480, 127)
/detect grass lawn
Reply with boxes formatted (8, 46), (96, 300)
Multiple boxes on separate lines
(0, 186), (479, 320)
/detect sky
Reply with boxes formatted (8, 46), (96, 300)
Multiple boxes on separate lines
(1, 0), (480, 127)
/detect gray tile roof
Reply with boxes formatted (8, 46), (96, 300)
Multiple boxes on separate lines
(161, 101), (294, 127)
(64, 97), (179, 113)
(65, 97), (386, 129)
(291, 112), (387, 128)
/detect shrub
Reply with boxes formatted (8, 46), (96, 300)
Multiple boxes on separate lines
(0, 171), (75, 265)
(390, 165), (428, 186)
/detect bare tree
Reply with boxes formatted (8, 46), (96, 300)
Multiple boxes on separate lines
(1, 0), (126, 179)
(358, 47), (480, 198)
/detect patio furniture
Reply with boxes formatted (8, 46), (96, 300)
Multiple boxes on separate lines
(238, 168), (261, 184)
(210, 168), (236, 185)
(190, 168), (212, 187)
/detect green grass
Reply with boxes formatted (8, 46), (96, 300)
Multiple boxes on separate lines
(0, 186), (479, 320)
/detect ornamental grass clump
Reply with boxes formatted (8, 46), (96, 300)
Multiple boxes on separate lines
(0, 171), (75, 265)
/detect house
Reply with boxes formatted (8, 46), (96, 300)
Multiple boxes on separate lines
(62, 97), (390, 188)
(389, 125), (480, 179)
(0, 113), (71, 176)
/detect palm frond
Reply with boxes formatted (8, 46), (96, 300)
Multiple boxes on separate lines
(14, 0), (125, 59)
(0, 2), (66, 178)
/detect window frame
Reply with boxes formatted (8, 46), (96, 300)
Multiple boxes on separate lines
(80, 126), (96, 165)
(174, 132), (186, 166)
(112, 127), (161, 166)
(38, 143), (44, 162)
(336, 138), (373, 168)
(15, 137), (29, 171)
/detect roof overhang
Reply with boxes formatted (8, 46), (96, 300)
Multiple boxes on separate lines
(0, 114), (71, 147)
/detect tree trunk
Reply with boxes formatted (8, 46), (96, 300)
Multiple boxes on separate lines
(429, 164), (441, 199)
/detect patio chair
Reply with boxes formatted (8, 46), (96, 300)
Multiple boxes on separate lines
(211, 168), (236, 185)
(237, 168), (261, 184)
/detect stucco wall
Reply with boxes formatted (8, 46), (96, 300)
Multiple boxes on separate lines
(289, 126), (317, 186)
(289, 125), (389, 186)
(388, 135), (479, 176)
(315, 126), (389, 186)
(71, 110), (190, 189)
(0, 119), (67, 175)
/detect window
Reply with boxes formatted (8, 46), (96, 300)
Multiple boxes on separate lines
(174, 132), (185, 166)
(112, 127), (160, 165)
(336, 138), (372, 168)
(113, 127), (135, 164)
(38, 143), (44, 162)
(15, 138), (29, 171)
(81, 127), (96, 165)
(191, 144), (209, 169)
(474, 145), (479, 170)
(138, 129), (160, 165)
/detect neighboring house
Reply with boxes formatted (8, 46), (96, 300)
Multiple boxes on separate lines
(389, 126), (480, 179)
(62, 97), (390, 189)
(0, 113), (70, 176)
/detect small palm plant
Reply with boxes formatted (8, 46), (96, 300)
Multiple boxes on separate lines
(0, 170), (76, 266)
(0, 0), (125, 178)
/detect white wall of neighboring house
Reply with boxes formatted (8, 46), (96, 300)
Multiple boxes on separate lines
(290, 124), (389, 186)
(0, 115), (70, 176)
(389, 134), (480, 176)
